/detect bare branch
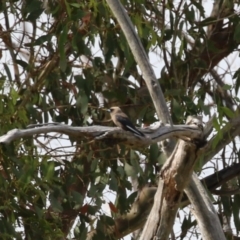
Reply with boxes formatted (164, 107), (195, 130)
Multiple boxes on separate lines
(0, 124), (201, 146)
(185, 174), (226, 240)
(105, 163), (240, 239)
(140, 116), (204, 240)
(202, 113), (240, 166)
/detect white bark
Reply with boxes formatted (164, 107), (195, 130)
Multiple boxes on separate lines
(185, 174), (226, 240)
(105, 0), (171, 125)
(0, 124), (201, 145)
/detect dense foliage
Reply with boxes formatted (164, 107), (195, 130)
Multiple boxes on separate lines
(0, 0), (240, 239)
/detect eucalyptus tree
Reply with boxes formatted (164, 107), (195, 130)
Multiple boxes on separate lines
(0, 1), (240, 239)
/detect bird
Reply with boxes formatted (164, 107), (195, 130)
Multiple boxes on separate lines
(108, 107), (145, 137)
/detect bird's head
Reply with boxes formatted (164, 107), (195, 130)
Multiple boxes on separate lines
(109, 107), (121, 114)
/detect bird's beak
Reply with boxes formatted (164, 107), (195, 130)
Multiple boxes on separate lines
(102, 108), (111, 112)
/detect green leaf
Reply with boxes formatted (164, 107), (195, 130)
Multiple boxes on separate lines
(100, 215), (115, 226)
(75, 74), (93, 96)
(49, 194), (63, 213)
(127, 191), (138, 205)
(117, 165), (125, 178)
(234, 23), (240, 43)
(16, 59), (28, 70)
(196, 17), (216, 27)
(64, 0), (71, 17)
(222, 84), (232, 90)
(10, 88), (19, 105)
(72, 191), (83, 209)
(33, 34), (52, 46)
(163, 29), (173, 41)
(191, 0), (205, 16)
(221, 107), (234, 118)
(78, 223), (87, 240)
(0, 98), (3, 114)
(233, 68), (240, 94)
(25, 0), (43, 21)
(88, 184), (97, 197)
(124, 162), (137, 177)
(222, 196), (232, 217)
(109, 171), (118, 191)
(104, 31), (115, 63)
(91, 158), (98, 172)
(69, 3), (81, 8)
(59, 26), (68, 72)
(130, 150), (143, 174)
(149, 144), (159, 162)
(233, 194), (240, 231)
(44, 161), (55, 181)
(212, 117), (222, 150)
(3, 63), (12, 82)
(76, 90), (89, 115)
(34, 205), (44, 218)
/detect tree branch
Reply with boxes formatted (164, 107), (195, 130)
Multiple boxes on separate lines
(140, 117), (204, 240)
(107, 162), (240, 239)
(185, 173), (226, 240)
(0, 124), (201, 146)
(202, 113), (240, 166)
(105, 0), (171, 125)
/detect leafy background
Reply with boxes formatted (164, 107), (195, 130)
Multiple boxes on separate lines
(0, 0), (240, 239)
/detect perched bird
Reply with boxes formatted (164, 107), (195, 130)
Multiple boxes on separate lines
(109, 107), (145, 137)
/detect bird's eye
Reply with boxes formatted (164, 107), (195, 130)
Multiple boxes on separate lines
(109, 108), (113, 112)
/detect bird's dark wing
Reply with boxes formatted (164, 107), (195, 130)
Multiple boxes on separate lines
(116, 115), (145, 137)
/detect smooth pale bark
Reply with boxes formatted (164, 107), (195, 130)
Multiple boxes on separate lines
(100, 1), (235, 239)
(84, 162), (240, 239)
(0, 124), (201, 145)
(105, 0), (171, 125)
(185, 174), (226, 240)
(140, 130), (201, 239)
